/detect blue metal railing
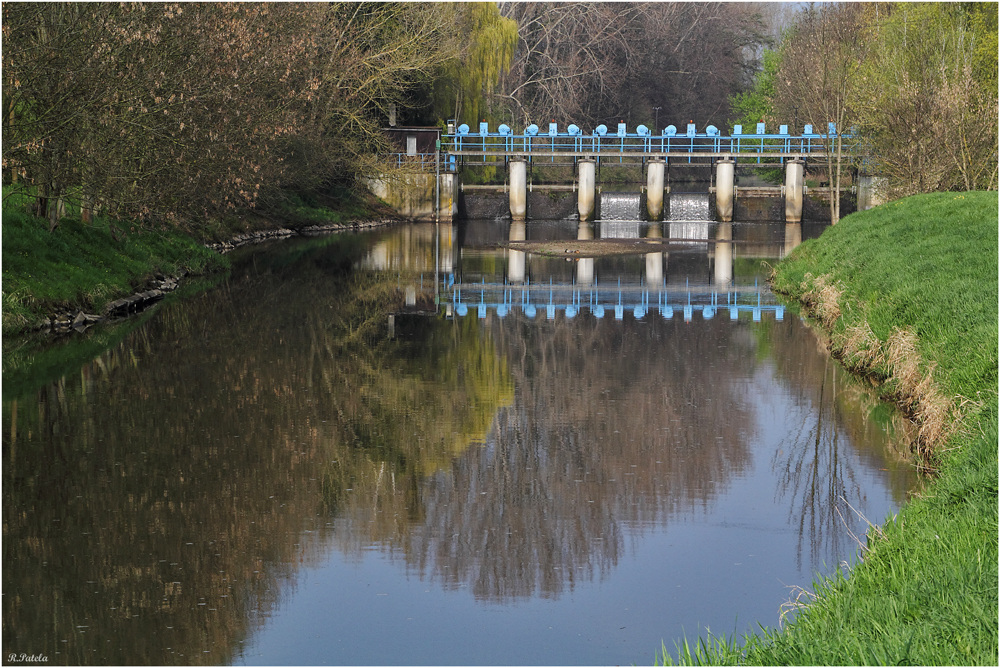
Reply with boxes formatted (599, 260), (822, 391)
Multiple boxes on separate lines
(443, 121), (857, 165)
(386, 123), (863, 171)
(388, 152), (439, 171)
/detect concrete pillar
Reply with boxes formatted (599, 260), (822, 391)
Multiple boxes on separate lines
(646, 158), (666, 220)
(438, 173), (458, 222)
(577, 159), (596, 221)
(784, 159), (804, 223)
(715, 158), (735, 222)
(509, 159), (527, 221)
(784, 223), (802, 258)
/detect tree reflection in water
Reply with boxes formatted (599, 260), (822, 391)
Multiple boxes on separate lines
(2, 228), (920, 664)
(333, 311), (757, 602)
(763, 318), (921, 572)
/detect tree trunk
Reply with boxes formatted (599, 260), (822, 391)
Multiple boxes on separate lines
(48, 191), (61, 232)
(826, 143), (836, 224)
(834, 133), (842, 223)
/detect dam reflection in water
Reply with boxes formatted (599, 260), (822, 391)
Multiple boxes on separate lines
(2, 217), (920, 667)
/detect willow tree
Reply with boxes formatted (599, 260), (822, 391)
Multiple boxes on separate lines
(432, 3), (517, 126)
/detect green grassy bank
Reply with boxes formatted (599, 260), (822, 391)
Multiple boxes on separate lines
(1, 185), (391, 336)
(659, 191), (998, 665)
(1, 207), (227, 335)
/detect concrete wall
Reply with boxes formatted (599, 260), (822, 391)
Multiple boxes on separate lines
(367, 172), (457, 221)
(857, 175), (889, 211)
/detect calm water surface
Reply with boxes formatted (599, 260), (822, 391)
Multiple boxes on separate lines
(3, 211), (921, 666)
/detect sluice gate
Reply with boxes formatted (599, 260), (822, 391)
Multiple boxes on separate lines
(436, 120), (873, 224)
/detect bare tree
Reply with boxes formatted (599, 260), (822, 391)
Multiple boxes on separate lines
(493, 2), (767, 129)
(494, 3), (641, 125)
(629, 3), (769, 125)
(773, 4), (865, 222)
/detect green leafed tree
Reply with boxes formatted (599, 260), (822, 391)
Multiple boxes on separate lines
(728, 47), (780, 133)
(851, 2), (998, 195)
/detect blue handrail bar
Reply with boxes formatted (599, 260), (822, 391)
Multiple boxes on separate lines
(388, 152), (439, 171)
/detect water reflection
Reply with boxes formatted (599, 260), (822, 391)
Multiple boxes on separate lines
(450, 218), (790, 323)
(2, 221), (920, 665)
(456, 217), (818, 293)
(400, 315), (756, 602)
(714, 222), (733, 287)
(762, 323), (921, 571)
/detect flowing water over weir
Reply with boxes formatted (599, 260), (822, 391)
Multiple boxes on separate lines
(599, 191), (642, 221)
(2, 220), (922, 666)
(668, 192), (713, 242)
(599, 191), (642, 238)
(668, 192), (713, 221)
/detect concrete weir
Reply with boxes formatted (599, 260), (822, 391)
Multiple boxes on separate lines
(441, 119), (861, 224)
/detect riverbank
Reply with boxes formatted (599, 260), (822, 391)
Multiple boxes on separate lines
(1, 186), (399, 336)
(659, 191), (998, 665)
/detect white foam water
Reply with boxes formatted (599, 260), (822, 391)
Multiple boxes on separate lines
(599, 191), (641, 221)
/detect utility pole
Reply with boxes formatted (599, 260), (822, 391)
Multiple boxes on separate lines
(653, 106), (662, 135)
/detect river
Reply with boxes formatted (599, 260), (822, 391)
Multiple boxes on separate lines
(2, 208), (921, 666)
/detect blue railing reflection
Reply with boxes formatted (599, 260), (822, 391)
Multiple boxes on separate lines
(448, 277), (785, 323)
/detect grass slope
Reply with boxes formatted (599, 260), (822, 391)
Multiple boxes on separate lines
(1, 183), (392, 335)
(659, 191), (998, 665)
(2, 210), (226, 334)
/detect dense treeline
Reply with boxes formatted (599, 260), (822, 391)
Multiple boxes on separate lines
(5, 2), (991, 232)
(1, 2), (515, 229)
(731, 2), (998, 204)
(2, 2), (771, 230)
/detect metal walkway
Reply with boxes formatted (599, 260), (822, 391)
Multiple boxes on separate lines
(443, 121), (855, 166)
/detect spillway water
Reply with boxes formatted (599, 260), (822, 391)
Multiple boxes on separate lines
(668, 192), (712, 241)
(668, 192), (712, 221)
(599, 191), (642, 221)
